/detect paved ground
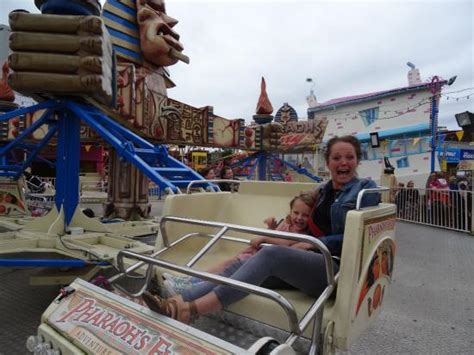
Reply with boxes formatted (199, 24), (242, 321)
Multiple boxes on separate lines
(0, 215), (473, 353)
(346, 222), (474, 354)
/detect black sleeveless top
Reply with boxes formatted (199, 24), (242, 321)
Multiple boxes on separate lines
(311, 185), (337, 235)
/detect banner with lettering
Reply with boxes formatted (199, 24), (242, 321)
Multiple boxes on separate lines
(279, 119), (328, 152)
(47, 285), (233, 355)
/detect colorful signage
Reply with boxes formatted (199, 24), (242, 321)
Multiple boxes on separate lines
(460, 149), (474, 160)
(354, 215), (396, 323)
(47, 286), (233, 355)
(438, 148), (460, 163)
(0, 179), (27, 216)
(279, 119), (328, 151)
(458, 149), (474, 170)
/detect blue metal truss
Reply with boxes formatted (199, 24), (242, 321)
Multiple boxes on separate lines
(0, 99), (211, 225)
(268, 153), (322, 182)
(231, 151), (322, 182)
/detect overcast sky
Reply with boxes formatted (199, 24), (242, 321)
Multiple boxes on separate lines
(1, 0), (472, 130)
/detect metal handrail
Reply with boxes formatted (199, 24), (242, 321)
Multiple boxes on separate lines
(117, 249), (303, 334)
(286, 273), (340, 348)
(109, 232), (250, 285)
(114, 256), (155, 298)
(186, 179), (241, 194)
(159, 216), (335, 287)
(185, 179), (220, 193)
(110, 232), (211, 284)
(186, 226), (229, 267)
(111, 232), (212, 297)
(115, 216), (336, 334)
(115, 216), (336, 337)
(356, 187), (389, 210)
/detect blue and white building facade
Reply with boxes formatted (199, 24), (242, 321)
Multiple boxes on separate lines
(308, 68), (445, 186)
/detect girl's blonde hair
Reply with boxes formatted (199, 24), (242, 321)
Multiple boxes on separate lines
(285, 190), (318, 230)
(289, 189), (318, 210)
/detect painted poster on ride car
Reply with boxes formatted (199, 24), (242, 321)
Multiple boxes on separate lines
(354, 215), (396, 322)
(47, 286), (232, 355)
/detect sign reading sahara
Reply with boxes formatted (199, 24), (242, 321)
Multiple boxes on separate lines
(47, 287), (232, 355)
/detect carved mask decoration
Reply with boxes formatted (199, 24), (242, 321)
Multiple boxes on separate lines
(280, 104), (291, 123)
(137, 0), (184, 67)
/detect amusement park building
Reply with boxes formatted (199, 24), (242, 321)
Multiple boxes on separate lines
(308, 75), (443, 186)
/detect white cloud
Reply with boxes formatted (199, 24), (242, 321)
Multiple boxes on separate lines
(0, 0), (472, 130)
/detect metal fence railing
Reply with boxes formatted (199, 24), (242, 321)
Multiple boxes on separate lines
(391, 187), (472, 233)
(148, 185), (162, 200)
(23, 177), (472, 234)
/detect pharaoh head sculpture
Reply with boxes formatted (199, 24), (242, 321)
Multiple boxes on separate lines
(137, 0), (187, 67)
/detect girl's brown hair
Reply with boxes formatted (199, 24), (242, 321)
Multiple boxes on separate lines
(199, 166), (214, 178)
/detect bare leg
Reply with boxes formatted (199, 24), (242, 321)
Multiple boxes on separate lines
(169, 293), (222, 322)
(192, 292), (222, 315)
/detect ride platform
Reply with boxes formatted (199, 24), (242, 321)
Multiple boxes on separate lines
(0, 222), (472, 353)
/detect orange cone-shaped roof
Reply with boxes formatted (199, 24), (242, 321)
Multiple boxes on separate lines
(255, 77), (273, 115)
(0, 62), (15, 102)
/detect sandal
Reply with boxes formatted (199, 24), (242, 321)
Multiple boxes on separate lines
(142, 291), (178, 319)
(188, 300), (199, 323)
(142, 292), (199, 324)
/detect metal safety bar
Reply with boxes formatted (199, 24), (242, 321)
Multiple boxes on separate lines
(159, 216), (335, 287)
(113, 216), (336, 336)
(110, 232), (249, 296)
(287, 276), (338, 344)
(111, 232), (213, 296)
(186, 226), (229, 267)
(356, 187), (389, 210)
(109, 232), (249, 284)
(186, 179), (241, 194)
(118, 249), (303, 334)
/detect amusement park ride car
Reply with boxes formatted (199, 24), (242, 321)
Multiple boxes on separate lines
(0, 1), (397, 353)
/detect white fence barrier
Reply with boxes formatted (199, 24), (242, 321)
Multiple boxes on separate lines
(391, 187), (472, 233)
(148, 186), (162, 200)
(29, 178), (471, 233)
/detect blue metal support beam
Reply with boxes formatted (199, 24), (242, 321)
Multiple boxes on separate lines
(0, 100), (58, 123)
(69, 104), (179, 193)
(0, 109), (54, 157)
(65, 101), (209, 194)
(248, 153), (261, 180)
(0, 258), (109, 267)
(14, 125), (58, 180)
(55, 110), (81, 223)
(269, 153), (322, 182)
(0, 98), (211, 223)
(257, 151), (267, 181)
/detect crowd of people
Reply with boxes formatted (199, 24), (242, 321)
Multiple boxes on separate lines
(198, 164), (239, 192)
(142, 135), (381, 323)
(393, 172), (472, 230)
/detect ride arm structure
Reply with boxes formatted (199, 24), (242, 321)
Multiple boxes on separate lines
(0, 98), (213, 227)
(230, 150), (322, 182)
